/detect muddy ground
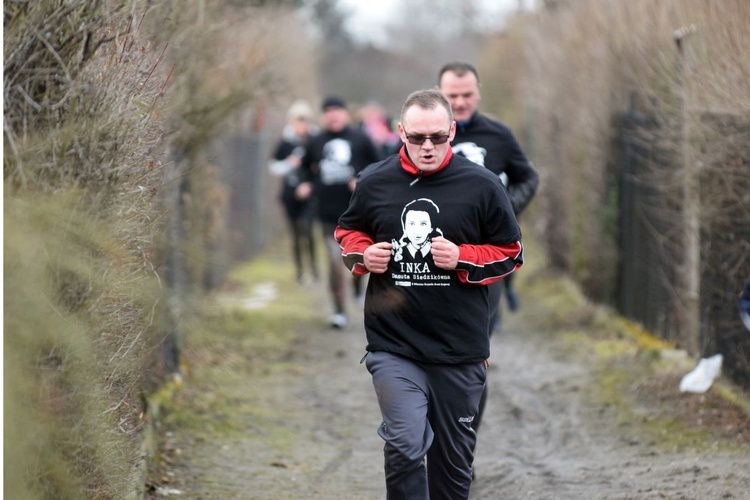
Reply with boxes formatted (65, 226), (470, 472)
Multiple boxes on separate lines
(147, 248), (750, 500)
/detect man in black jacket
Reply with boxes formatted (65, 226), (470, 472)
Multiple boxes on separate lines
(297, 96), (382, 329)
(438, 62), (539, 437)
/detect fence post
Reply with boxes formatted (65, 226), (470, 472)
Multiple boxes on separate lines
(675, 24), (700, 355)
(160, 145), (190, 377)
(523, 96), (536, 163)
(250, 104), (269, 254)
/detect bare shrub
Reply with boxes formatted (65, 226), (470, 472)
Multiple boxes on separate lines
(4, 192), (160, 499)
(3, 1), (323, 497)
(482, 1), (750, 381)
(140, 3), (319, 294)
(5, 2), (169, 497)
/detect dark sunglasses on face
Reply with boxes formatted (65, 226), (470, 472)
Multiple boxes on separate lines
(403, 129), (451, 146)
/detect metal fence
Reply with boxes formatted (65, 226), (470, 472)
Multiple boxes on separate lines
(617, 93), (750, 388)
(617, 97), (681, 343)
(695, 112), (750, 387)
(217, 131), (272, 263)
(158, 125), (272, 378)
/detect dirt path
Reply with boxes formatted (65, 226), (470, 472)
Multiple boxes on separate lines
(148, 257), (750, 499)
(473, 322), (749, 499)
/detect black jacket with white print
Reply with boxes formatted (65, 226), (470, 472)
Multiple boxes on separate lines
(453, 112), (539, 215)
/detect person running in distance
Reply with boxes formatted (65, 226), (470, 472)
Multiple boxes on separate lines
(268, 99), (320, 285)
(297, 96), (382, 329)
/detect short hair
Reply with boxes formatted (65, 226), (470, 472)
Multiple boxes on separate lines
(287, 99), (314, 122)
(437, 61), (480, 85)
(400, 89), (454, 125)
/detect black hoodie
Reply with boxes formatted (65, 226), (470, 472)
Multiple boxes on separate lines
(453, 112), (539, 215)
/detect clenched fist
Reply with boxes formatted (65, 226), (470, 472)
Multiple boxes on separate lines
(295, 182), (313, 200)
(430, 236), (459, 270)
(364, 241), (393, 274)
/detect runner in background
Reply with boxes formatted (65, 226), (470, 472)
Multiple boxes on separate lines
(268, 99), (319, 285)
(297, 96), (382, 329)
(437, 61), (539, 443)
(358, 100), (401, 157)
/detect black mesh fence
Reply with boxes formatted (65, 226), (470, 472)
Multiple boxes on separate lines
(158, 124), (273, 377)
(617, 95), (750, 388)
(617, 100), (682, 343)
(696, 112), (750, 388)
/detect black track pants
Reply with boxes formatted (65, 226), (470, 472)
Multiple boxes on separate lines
(365, 351), (486, 500)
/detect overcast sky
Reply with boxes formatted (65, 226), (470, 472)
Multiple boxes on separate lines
(338, 0), (536, 47)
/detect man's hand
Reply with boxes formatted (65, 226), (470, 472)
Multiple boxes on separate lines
(364, 242), (393, 274)
(286, 153), (302, 169)
(295, 181), (313, 200)
(431, 236), (459, 270)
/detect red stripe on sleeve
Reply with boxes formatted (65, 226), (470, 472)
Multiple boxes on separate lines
(335, 226), (374, 276)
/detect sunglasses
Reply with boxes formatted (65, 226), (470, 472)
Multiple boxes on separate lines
(403, 129), (451, 146)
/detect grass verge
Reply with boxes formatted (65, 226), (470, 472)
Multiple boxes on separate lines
(145, 250), (321, 492)
(517, 231), (750, 451)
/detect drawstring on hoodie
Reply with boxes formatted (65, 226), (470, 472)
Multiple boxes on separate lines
(400, 144), (452, 186)
(409, 170), (423, 186)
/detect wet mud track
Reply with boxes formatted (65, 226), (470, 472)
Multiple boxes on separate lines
(150, 268), (750, 500)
